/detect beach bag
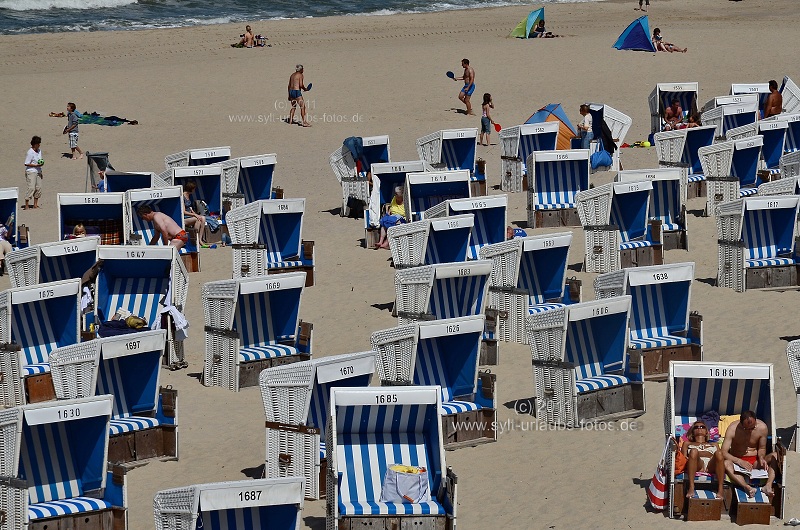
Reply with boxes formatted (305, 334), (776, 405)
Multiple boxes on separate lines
(647, 439), (671, 511)
(206, 217), (220, 233)
(590, 143), (613, 169)
(379, 465), (430, 504)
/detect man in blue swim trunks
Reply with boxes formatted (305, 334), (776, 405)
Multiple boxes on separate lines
(454, 58), (476, 115)
(287, 64), (311, 127)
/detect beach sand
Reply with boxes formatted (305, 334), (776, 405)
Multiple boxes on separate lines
(1, 0), (799, 527)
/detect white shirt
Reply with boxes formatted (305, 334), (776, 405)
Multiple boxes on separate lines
(581, 113), (592, 130)
(25, 148), (42, 174)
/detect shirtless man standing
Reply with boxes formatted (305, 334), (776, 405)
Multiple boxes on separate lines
(288, 65), (311, 127)
(455, 59), (476, 116)
(137, 205), (187, 250)
(721, 410), (779, 498)
(764, 80), (783, 119)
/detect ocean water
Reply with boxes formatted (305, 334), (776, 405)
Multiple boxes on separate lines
(0, 0), (598, 35)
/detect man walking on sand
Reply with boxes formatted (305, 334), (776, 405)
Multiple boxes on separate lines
(454, 59), (475, 116)
(638, 0), (649, 11)
(764, 79), (783, 119)
(287, 65), (311, 127)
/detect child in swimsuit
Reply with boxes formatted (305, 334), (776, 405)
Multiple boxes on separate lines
(479, 93), (495, 146)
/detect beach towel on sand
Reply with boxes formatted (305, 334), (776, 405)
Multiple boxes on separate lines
(78, 111), (138, 126)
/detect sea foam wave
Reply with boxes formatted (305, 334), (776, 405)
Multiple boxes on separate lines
(0, 0), (135, 10)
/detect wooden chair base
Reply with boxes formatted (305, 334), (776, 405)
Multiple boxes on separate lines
(687, 496), (723, 521)
(663, 230), (688, 251)
(479, 339), (498, 366)
(238, 354), (311, 388)
(338, 515), (450, 530)
(25, 373), (56, 403)
(470, 180), (487, 197)
(745, 265), (798, 290)
(180, 251), (200, 273)
(734, 501), (772, 525)
(687, 180), (707, 199)
(531, 208), (581, 229)
(441, 408), (496, 450)
(619, 244), (663, 269)
(636, 344), (702, 381)
(108, 424), (177, 465)
(577, 384), (644, 423)
(30, 508), (118, 530)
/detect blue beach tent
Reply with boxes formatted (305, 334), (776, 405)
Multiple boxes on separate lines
(613, 15), (656, 52)
(510, 7), (545, 38)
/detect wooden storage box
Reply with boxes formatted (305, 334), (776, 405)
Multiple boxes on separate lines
(30, 509), (115, 530)
(686, 495), (722, 521)
(533, 208), (581, 229)
(180, 251), (200, 273)
(745, 265), (798, 290)
(735, 499), (772, 525)
(338, 516), (448, 530)
(663, 230), (688, 251)
(638, 344), (701, 381)
(687, 180), (707, 200)
(470, 180), (487, 197)
(25, 373), (56, 403)
(619, 245), (663, 269)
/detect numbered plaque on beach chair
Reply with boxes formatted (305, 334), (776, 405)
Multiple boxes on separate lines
(7, 236), (99, 288)
(164, 146), (230, 168)
(480, 232), (579, 344)
(58, 192), (127, 245)
(701, 102), (759, 141)
(731, 83), (771, 109)
(654, 125), (716, 199)
(104, 170), (161, 193)
(701, 94), (758, 113)
(499, 121), (559, 192)
(594, 262), (702, 379)
(648, 82), (699, 134)
(226, 199), (314, 285)
(417, 128), (483, 195)
(665, 361), (785, 521)
(702, 137), (764, 216)
(326, 386), (457, 530)
(202, 272), (313, 392)
(404, 170), (471, 222)
(372, 316), (496, 449)
(577, 181), (664, 274)
(394, 260), (491, 326)
(260, 351), (375, 499)
(154, 477), (304, 530)
(330, 135), (390, 218)
(617, 168), (688, 250)
(94, 245), (189, 368)
(525, 149), (590, 228)
(221, 153), (280, 212)
(0, 395), (127, 530)
(716, 195), (800, 291)
(425, 195), (507, 260)
(526, 296), (645, 427)
(0, 278), (83, 407)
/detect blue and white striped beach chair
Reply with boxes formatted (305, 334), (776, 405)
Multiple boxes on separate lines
(654, 125), (717, 199)
(587, 103), (632, 172)
(0, 187), (24, 250)
(226, 199), (314, 284)
(221, 153), (280, 211)
(326, 386), (457, 530)
(480, 232), (579, 343)
(0, 395), (127, 529)
(260, 351), (375, 499)
(417, 128), (484, 195)
(154, 477), (304, 530)
(499, 121), (559, 192)
(577, 181), (664, 274)
(594, 262), (702, 379)
(648, 82), (699, 133)
(767, 112), (800, 155)
(525, 149), (590, 228)
(786, 341), (800, 452)
(203, 272), (313, 392)
(729, 120), (789, 175)
(394, 260), (491, 326)
(169, 164), (224, 221)
(104, 170), (160, 193)
(781, 76), (800, 114)
(125, 186), (198, 260)
(701, 102), (759, 141)
(665, 361), (786, 521)
(388, 214), (476, 269)
(617, 167), (688, 250)
(330, 135), (390, 218)
(164, 145), (231, 168)
(57, 192), (127, 245)
(701, 94), (758, 113)
(424, 195), (507, 260)
(0, 278), (82, 407)
(6, 236), (99, 288)
(716, 195), (800, 291)
(364, 159), (431, 247)
(526, 296), (644, 427)
(404, 170), (471, 222)
(371, 316), (496, 449)
(703, 137), (766, 216)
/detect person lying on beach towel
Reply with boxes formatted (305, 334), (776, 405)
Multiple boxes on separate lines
(652, 28), (687, 53)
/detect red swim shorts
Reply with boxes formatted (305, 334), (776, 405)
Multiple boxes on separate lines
(740, 455), (758, 466)
(172, 230), (189, 244)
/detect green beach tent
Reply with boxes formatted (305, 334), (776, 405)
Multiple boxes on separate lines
(509, 7), (544, 39)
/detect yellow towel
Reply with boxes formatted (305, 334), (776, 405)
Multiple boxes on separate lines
(389, 464), (425, 474)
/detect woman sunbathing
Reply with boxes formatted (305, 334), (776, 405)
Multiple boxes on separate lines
(652, 28), (687, 53)
(680, 421), (725, 499)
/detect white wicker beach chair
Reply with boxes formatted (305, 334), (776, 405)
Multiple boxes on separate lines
(416, 128), (484, 195)
(0, 278), (84, 407)
(103, 170), (161, 193)
(202, 272), (313, 392)
(0, 187), (22, 250)
(93, 245), (188, 368)
(260, 351), (375, 499)
(700, 102), (759, 141)
(594, 262), (702, 380)
(6, 235), (99, 288)
(404, 170), (471, 222)
(525, 149), (590, 228)
(364, 160), (432, 248)
(226, 199), (314, 285)
(124, 186), (198, 260)
(388, 214), (476, 269)
(731, 83), (771, 109)
(167, 164), (226, 224)
(701, 94), (759, 113)
(526, 296), (645, 427)
(220, 153), (280, 212)
(716, 195), (800, 291)
(329, 135), (390, 217)
(728, 120), (788, 176)
(371, 316), (497, 449)
(616, 168), (688, 250)
(164, 146), (230, 168)
(576, 181), (664, 274)
(767, 111), (800, 155)
(326, 386), (457, 530)
(664, 361), (786, 521)
(700, 137), (765, 216)
(424, 195), (507, 260)
(387, 219), (430, 269)
(757, 175), (800, 196)
(57, 192), (128, 245)
(499, 121), (559, 192)
(654, 125), (717, 199)
(588, 103), (632, 171)
(787, 341), (800, 451)
(0, 395), (128, 530)
(479, 233), (580, 344)
(154, 477), (304, 530)
(648, 82), (699, 133)
(781, 76), (800, 114)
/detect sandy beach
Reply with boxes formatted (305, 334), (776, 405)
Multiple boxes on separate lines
(1, 0), (800, 527)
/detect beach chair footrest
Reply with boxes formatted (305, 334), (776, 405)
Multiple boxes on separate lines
(619, 244), (663, 269)
(576, 383), (644, 423)
(108, 424), (176, 464)
(339, 515), (449, 530)
(687, 496), (723, 521)
(533, 208), (581, 229)
(364, 227), (380, 249)
(734, 501), (772, 525)
(441, 408), (496, 450)
(239, 355), (310, 388)
(180, 251), (200, 273)
(470, 180), (487, 197)
(638, 344), (701, 381)
(687, 180), (707, 199)
(25, 372), (56, 403)
(30, 508), (116, 530)
(745, 265), (798, 290)
(662, 229), (688, 252)
(479, 339), (498, 366)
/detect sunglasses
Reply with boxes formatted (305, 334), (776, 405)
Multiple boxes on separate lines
(693, 425), (707, 430)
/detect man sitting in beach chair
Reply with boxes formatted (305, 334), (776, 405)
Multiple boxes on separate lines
(137, 204), (188, 250)
(721, 411), (779, 499)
